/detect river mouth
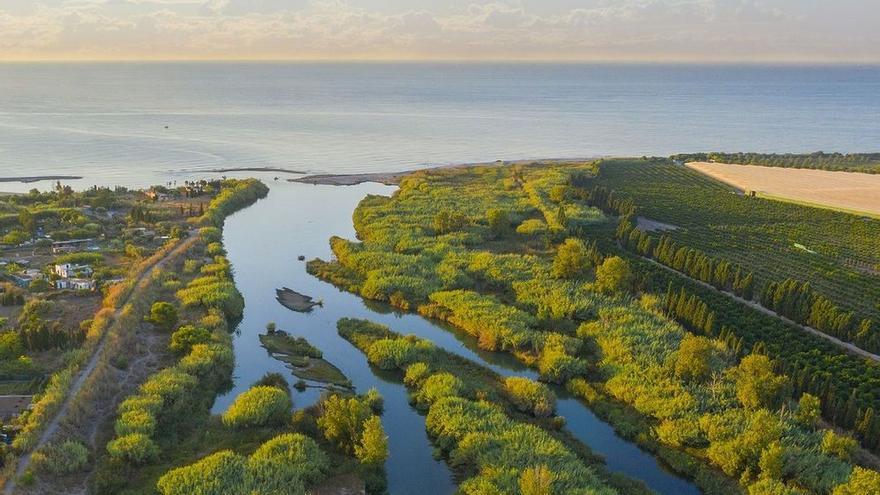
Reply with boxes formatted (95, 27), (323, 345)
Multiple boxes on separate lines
(217, 180), (699, 495)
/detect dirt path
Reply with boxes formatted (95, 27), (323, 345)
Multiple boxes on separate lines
(5, 232), (197, 495)
(639, 254), (880, 363)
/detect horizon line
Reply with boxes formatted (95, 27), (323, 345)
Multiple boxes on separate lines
(1, 58), (879, 66)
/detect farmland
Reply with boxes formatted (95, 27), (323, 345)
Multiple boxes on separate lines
(686, 161), (880, 217)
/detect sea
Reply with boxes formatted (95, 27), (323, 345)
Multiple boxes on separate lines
(0, 62), (878, 192)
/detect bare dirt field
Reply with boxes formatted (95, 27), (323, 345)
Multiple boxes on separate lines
(687, 161), (880, 217)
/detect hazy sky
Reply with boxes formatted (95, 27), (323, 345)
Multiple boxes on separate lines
(1, 0), (877, 62)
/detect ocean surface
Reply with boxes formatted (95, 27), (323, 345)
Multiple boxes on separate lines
(1, 62), (878, 192)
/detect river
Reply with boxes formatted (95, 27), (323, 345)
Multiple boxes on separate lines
(216, 177), (699, 495)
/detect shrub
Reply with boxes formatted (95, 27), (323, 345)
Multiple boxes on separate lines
(156, 450), (246, 495)
(147, 301), (178, 332)
(115, 409), (157, 437)
(247, 433), (330, 488)
(169, 325), (212, 354)
(413, 372), (464, 408)
(404, 362), (431, 387)
(32, 440), (89, 475)
(833, 467), (880, 495)
(503, 376), (555, 417)
(821, 430), (858, 460)
(107, 433), (159, 465)
(222, 386), (292, 428)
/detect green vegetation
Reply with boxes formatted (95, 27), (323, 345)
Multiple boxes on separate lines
(259, 332), (351, 387)
(221, 385), (292, 428)
(309, 162), (880, 494)
(338, 318), (640, 495)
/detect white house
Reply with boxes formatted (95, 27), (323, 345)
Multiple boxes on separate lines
(54, 263), (93, 279)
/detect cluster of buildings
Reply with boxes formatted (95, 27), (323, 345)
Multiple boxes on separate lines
(53, 263), (96, 291)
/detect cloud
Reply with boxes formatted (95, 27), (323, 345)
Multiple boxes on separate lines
(0, 0), (876, 61)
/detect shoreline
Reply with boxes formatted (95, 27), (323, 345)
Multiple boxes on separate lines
(0, 175), (83, 184)
(202, 166), (307, 175)
(289, 157), (601, 185)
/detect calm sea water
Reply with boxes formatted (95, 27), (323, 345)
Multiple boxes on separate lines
(1, 63), (878, 192)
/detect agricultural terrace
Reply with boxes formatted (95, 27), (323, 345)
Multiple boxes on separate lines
(686, 161), (880, 217)
(308, 161), (880, 495)
(589, 159), (880, 349)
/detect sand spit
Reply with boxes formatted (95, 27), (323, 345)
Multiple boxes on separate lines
(0, 175), (82, 184)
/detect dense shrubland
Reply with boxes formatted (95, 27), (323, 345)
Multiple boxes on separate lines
(337, 318), (632, 495)
(309, 163), (880, 494)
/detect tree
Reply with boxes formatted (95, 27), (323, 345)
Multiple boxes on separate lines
(433, 209), (467, 234)
(674, 334), (714, 383)
(169, 325), (212, 354)
(486, 209), (510, 239)
(594, 256), (634, 294)
(758, 441), (784, 480)
(552, 238), (589, 279)
(520, 465), (554, 495)
(794, 393), (821, 427)
(355, 415), (388, 465)
(317, 395), (371, 455)
(821, 430), (857, 460)
(832, 467), (880, 495)
(735, 354), (787, 410)
(18, 210), (35, 236)
(147, 302), (178, 332)
(222, 386), (292, 428)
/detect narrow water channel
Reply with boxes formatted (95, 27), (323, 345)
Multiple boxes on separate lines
(216, 180), (700, 495)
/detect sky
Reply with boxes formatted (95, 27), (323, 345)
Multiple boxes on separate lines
(0, 0), (878, 62)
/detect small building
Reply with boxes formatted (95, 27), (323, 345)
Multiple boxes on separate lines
(55, 278), (96, 291)
(10, 269), (43, 288)
(54, 263), (93, 279)
(51, 238), (95, 254)
(146, 190), (171, 201)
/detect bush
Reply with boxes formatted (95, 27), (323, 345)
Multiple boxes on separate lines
(503, 376), (555, 417)
(147, 301), (178, 332)
(107, 433), (160, 465)
(115, 409), (157, 436)
(222, 386), (292, 429)
(404, 362), (431, 387)
(157, 450), (247, 495)
(32, 440), (89, 475)
(413, 372), (464, 408)
(247, 433), (330, 488)
(821, 430), (858, 460)
(169, 325), (212, 354)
